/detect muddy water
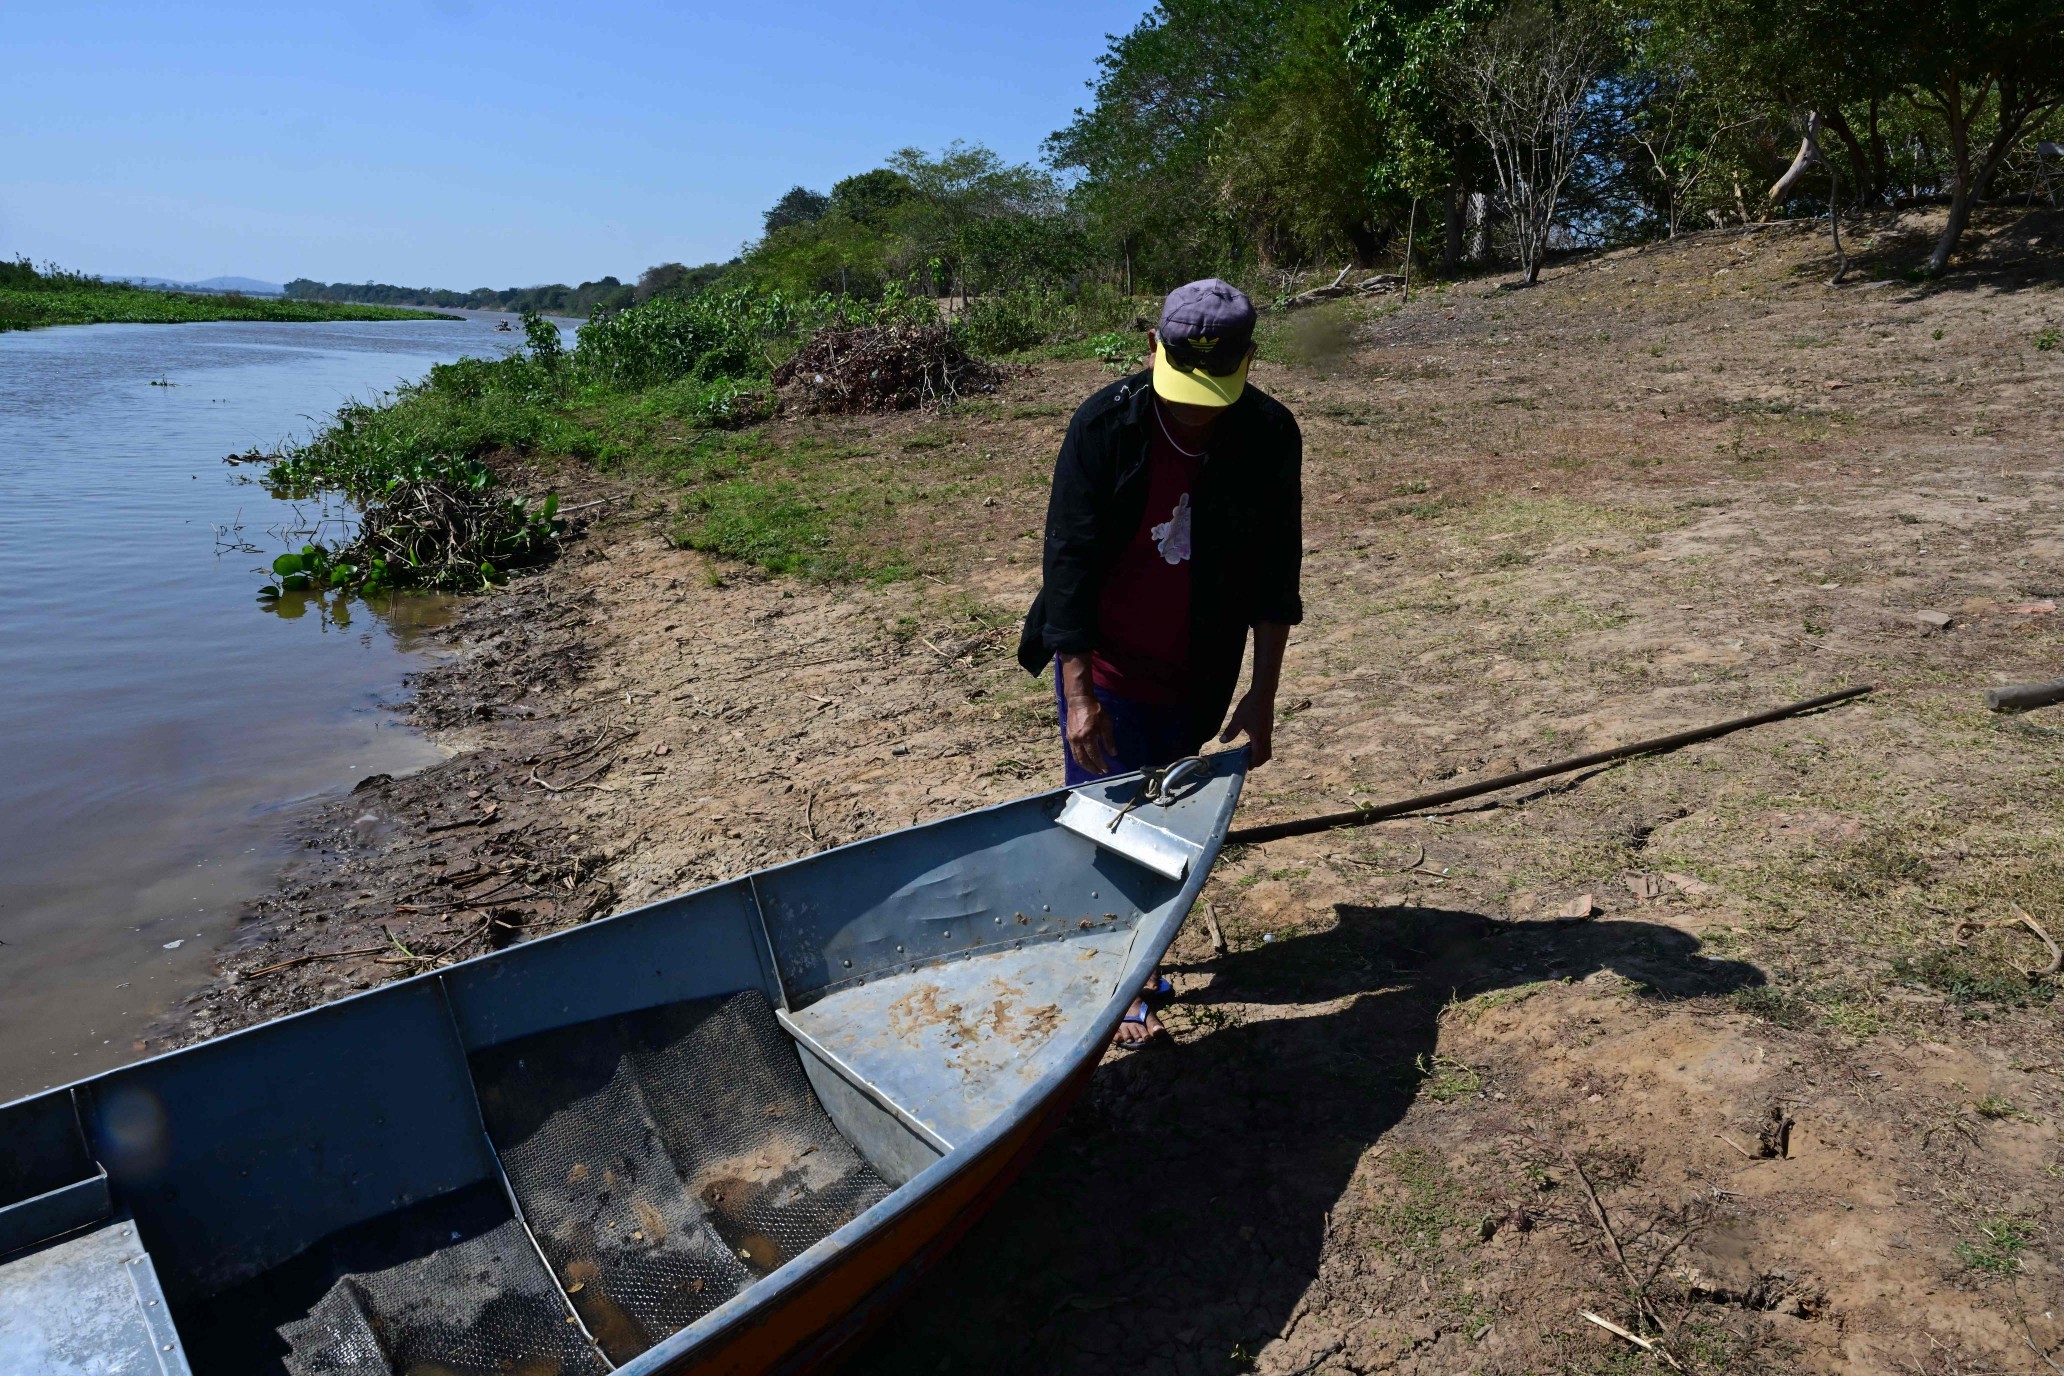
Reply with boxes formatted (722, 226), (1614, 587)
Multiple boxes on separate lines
(0, 313), (563, 1100)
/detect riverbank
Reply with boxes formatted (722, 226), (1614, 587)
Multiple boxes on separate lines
(0, 261), (455, 330)
(162, 210), (2061, 1372)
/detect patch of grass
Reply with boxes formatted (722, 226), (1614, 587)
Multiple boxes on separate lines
(901, 428), (953, 451)
(1730, 985), (1810, 1028)
(1446, 981), (1557, 1023)
(1414, 1053), (1486, 1101)
(1955, 1216), (2034, 1275)
(1890, 948), (2045, 1008)
(2036, 327), (2060, 352)
(1821, 834), (1928, 898)
(1972, 1094), (2018, 1120)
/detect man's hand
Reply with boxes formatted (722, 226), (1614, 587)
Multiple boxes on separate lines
(1218, 689), (1275, 768)
(1057, 652), (1118, 776)
(1219, 622), (1290, 768)
(1065, 693), (1118, 775)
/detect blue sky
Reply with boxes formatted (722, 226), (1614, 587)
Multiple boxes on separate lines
(3, 1), (1144, 289)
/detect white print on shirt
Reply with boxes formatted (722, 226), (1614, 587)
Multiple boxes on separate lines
(1152, 492), (1193, 565)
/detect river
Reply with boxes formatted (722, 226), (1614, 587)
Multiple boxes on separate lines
(0, 312), (568, 1101)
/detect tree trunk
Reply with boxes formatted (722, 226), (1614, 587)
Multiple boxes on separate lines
(1828, 161), (1849, 285)
(1769, 111), (1823, 203)
(1443, 183), (1465, 271)
(1927, 81), (1985, 275)
(1865, 96), (1891, 205)
(1820, 108), (1871, 208)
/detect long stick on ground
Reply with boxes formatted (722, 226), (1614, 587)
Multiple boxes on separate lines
(1224, 685), (1872, 846)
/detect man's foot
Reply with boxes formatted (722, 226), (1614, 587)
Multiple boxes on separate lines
(1114, 997), (1166, 1047)
(1114, 973), (1175, 1047)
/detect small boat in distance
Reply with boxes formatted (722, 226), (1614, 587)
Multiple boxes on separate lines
(494, 318), (513, 331)
(0, 755), (1245, 1374)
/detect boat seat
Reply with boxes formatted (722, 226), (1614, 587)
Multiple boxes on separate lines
(470, 989), (891, 1364)
(782, 929), (1128, 1148)
(176, 1180), (608, 1376)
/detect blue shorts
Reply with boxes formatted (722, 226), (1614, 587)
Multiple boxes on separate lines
(1055, 671), (1207, 786)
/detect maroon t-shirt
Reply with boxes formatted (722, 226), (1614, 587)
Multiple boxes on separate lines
(1091, 420), (1202, 704)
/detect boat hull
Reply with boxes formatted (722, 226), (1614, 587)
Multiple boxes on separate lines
(0, 757), (1244, 1376)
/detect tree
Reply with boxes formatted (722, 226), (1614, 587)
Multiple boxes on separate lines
(1615, 22), (1765, 235)
(1047, 0), (1296, 285)
(1214, 0), (1402, 267)
(829, 168), (915, 227)
(636, 262), (690, 301)
(763, 186), (830, 234)
(1442, 1), (1619, 284)
(885, 143), (1066, 295)
(1895, 0), (2064, 271)
(1348, 0), (1499, 267)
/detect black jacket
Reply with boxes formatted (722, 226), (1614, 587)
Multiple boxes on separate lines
(1016, 371), (1304, 745)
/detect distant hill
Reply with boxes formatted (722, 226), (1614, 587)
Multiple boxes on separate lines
(112, 274), (285, 297)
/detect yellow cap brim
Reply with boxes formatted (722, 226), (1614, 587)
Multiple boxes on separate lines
(1152, 348), (1249, 407)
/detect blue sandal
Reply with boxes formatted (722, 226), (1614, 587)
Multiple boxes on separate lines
(1115, 996), (1170, 1048)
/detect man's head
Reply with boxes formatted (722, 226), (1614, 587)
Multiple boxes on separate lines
(1150, 278), (1256, 414)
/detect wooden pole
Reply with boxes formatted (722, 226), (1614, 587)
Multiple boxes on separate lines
(1402, 196), (1420, 303)
(1224, 685), (1873, 846)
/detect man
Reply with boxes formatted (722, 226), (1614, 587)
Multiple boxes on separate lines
(1016, 278), (1304, 1045)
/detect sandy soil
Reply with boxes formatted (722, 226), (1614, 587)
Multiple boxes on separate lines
(163, 209), (2062, 1374)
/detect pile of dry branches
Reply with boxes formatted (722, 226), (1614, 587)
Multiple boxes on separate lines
(339, 476), (557, 590)
(773, 321), (1001, 413)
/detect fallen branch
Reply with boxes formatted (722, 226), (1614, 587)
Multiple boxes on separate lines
(241, 946), (388, 980)
(555, 495), (624, 515)
(1279, 273), (1408, 311)
(1955, 907), (2063, 977)
(425, 803), (498, 833)
(528, 757), (616, 793)
(375, 915), (493, 966)
(1580, 1311), (1683, 1370)
(1567, 1151), (1665, 1337)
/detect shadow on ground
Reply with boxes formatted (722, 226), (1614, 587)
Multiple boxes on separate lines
(845, 903), (1765, 1375)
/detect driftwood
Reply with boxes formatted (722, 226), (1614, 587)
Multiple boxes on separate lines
(1279, 272), (1408, 311)
(1986, 678), (2064, 713)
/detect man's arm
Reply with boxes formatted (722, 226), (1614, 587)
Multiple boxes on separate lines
(1056, 651), (1118, 775)
(1042, 407), (1117, 775)
(1218, 622), (1289, 767)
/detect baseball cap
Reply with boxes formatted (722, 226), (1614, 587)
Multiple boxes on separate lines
(1152, 278), (1256, 407)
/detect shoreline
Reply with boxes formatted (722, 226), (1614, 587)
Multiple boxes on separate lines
(147, 448), (1053, 1048)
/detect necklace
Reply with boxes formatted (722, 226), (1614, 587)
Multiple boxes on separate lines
(1153, 397), (1208, 459)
